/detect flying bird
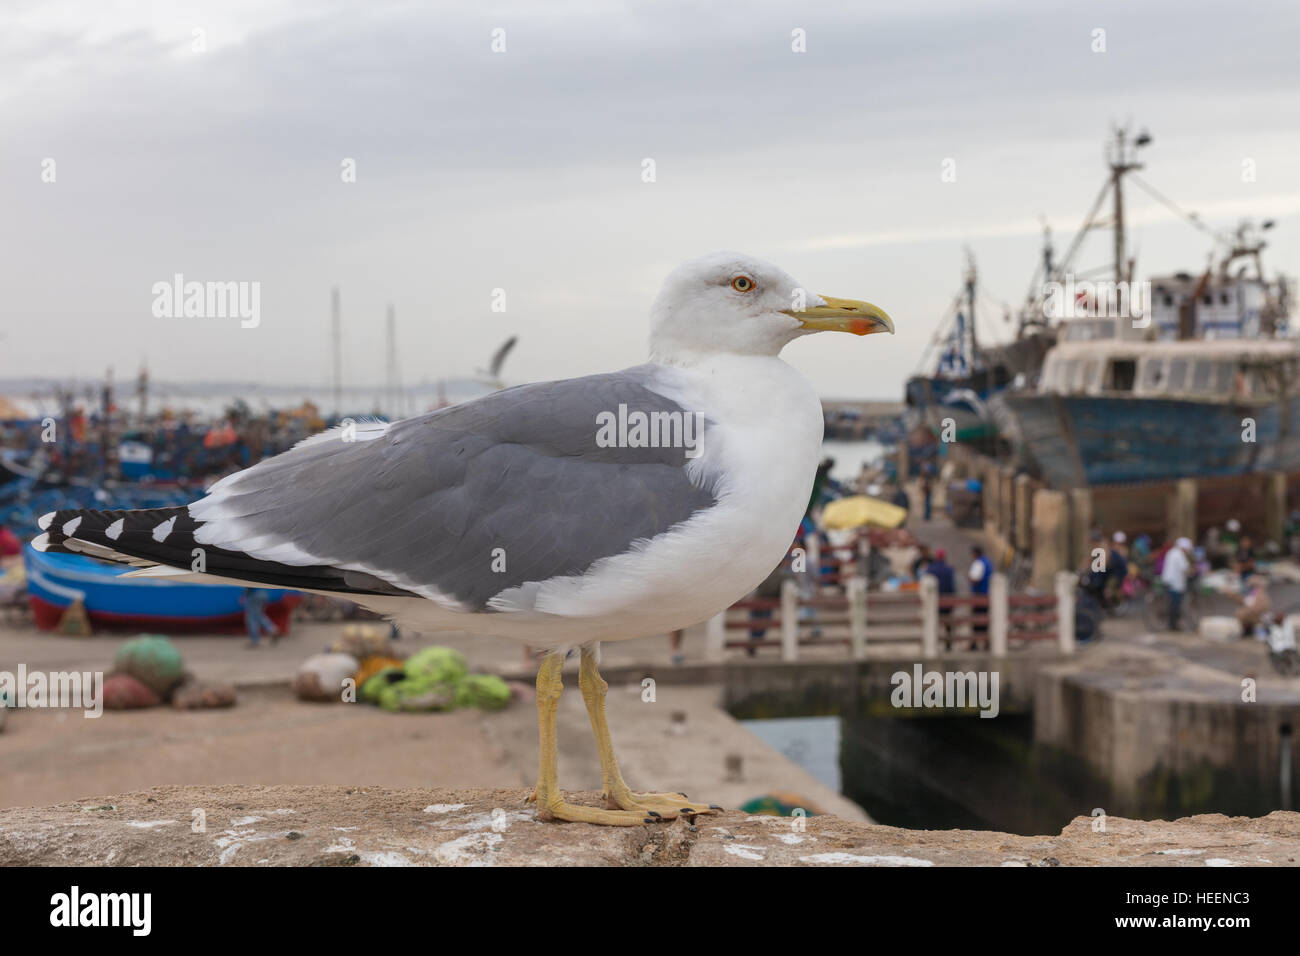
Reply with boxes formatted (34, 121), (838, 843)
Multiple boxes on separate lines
(34, 252), (894, 825)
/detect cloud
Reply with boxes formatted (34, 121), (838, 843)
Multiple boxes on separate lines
(2, 0), (1299, 399)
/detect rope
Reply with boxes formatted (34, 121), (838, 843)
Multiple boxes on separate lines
(1128, 173), (1234, 247)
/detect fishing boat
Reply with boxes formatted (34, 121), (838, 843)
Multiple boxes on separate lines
(1010, 338), (1299, 486)
(23, 544), (298, 633)
(993, 126), (1296, 488)
(905, 253), (1054, 451)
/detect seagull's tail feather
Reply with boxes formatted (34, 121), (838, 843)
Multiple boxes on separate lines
(31, 506), (414, 597)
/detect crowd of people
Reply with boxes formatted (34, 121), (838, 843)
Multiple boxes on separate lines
(1079, 518), (1275, 634)
(745, 451), (1291, 655)
(910, 543), (992, 650)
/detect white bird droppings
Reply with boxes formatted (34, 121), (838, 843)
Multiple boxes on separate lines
(800, 852), (935, 866)
(433, 831), (502, 865)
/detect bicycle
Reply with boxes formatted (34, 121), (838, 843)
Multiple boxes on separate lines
(1102, 569), (1151, 619)
(1143, 577), (1204, 633)
(1075, 578), (1105, 642)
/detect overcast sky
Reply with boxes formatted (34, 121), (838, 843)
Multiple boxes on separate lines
(3, 0), (1299, 400)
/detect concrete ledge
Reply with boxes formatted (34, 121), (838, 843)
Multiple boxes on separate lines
(1, 785), (1296, 866)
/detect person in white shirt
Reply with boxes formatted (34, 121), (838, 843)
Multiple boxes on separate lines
(968, 545), (992, 649)
(1160, 537), (1192, 631)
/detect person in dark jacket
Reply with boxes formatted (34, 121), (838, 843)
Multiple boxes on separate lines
(927, 548), (957, 650)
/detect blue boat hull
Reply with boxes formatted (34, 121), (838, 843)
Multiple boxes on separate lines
(24, 545), (297, 633)
(1001, 393), (1296, 487)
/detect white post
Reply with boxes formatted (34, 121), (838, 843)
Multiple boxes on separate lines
(990, 572), (1008, 659)
(920, 573), (939, 658)
(847, 575), (868, 659)
(780, 577), (800, 662)
(807, 535), (822, 592)
(1055, 570), (1076, 655)
(705, 611), (726, 662)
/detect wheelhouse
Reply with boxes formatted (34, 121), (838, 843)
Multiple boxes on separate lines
(1038, 341), (1300, 401)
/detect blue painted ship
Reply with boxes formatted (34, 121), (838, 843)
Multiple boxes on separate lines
(1002, 339), (1299, 487)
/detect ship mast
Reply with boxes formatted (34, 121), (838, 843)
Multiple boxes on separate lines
(385, 303), (404, 418)
(136, 360), (149, 421)
(1031, 125), (1151, 326)
(100, 366), (114, 481)
(967, 251), (977, 358)
(1107, 126), (1145, 284)
(330, 287), (342, 418)
(964, 247), (978, 367)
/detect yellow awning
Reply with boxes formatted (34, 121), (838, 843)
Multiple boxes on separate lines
(822, 495), (907, 530)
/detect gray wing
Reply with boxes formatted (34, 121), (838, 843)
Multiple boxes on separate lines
(188, 364), (717, 610)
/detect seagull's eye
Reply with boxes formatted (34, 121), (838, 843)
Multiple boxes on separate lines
(731, 275), (755, 293)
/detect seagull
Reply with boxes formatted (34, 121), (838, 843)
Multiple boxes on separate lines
(33, 251), (894, 825)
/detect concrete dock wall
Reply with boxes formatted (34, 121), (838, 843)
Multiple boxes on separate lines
(1033, 646), (1300, 817)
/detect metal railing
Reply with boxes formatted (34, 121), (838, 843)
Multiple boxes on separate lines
(705, 571), (1077, 662)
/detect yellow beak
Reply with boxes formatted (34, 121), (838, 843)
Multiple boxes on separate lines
(786, 295), (895, 336)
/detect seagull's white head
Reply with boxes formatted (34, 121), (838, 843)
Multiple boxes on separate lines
(647, 251), (893, 363)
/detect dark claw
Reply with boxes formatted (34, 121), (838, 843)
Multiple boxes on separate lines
(644, 817), (658, 824)
(680, 807), (695, 814)
(709, 804), (723, 810)
(678, 792), (689, 798)
(646, 810), (662, 818)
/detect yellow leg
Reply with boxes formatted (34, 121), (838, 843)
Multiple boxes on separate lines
(578, 644), (721, 820)
(531, 651), (657, 825)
